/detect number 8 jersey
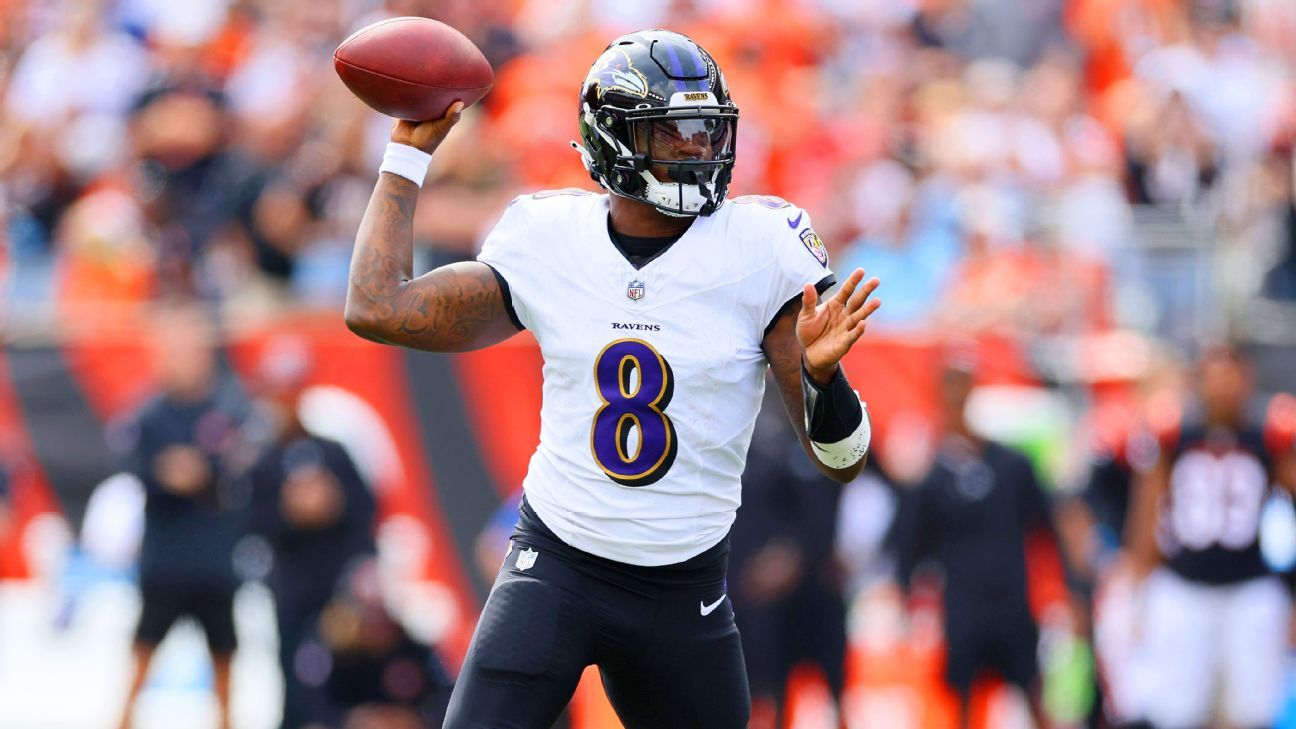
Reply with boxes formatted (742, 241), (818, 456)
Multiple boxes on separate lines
(478, 189), (834, 566)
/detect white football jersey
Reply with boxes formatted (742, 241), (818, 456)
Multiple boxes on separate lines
(478, 190), (834, 566)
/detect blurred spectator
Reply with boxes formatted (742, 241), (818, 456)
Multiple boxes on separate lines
(241, 336), (378, 729)
(0, 0), (1284, 349)
(312, 557), (453, 729)
(111, 302), (250, 729)
(836, 159), (962, 329)
(1124, 90), (1219, 207)
(128, 69), (234, 298)
(911, 0), (1069, 67)
(730, 395), (850, 729)
(2, 0), (150, 230)
(1124, 344), (1296, 729)
(1054, 358), (1178, 728)
(1261, 146), (1296, 300)
(891, 356), (1065, 729)
(3, 2), (149, 125)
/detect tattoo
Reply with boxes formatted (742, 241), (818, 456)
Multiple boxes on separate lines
(393, 263), (508, 349)
(346, 174), (517, 352)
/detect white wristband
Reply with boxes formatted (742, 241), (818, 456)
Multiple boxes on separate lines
(379, 142), (433, 187)
(810, 402), (871, 469)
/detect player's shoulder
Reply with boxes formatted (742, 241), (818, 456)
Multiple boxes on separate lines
(496, 188), (603, 235)
(725, 194), (802, 224)
(510, 187), (602, 214)
(723, 195), (828, 269)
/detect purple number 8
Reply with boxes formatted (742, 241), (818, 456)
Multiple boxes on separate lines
(590, 339), (678, 486)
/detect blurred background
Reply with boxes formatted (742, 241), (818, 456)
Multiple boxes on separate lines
(1, 0), (1295, 727)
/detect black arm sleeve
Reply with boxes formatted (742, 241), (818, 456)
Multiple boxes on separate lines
(801, 363), (864, 443)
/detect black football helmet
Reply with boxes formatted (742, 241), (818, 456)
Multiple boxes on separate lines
(574, 30), (739, 217)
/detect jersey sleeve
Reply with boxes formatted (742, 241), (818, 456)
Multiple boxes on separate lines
(761, 206), (836, 335)
(476, 197), (535, 331)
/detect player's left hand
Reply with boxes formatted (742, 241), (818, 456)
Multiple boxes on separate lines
(797, 268), (880, 384)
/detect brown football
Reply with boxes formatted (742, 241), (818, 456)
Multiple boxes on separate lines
(333, 17), (493, 121)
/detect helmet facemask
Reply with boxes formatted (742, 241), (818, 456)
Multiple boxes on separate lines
(580, 102), (737, 217)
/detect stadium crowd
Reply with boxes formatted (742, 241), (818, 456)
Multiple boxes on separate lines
(2, 0), (1296, 727)
(4, 0), (1295, 333)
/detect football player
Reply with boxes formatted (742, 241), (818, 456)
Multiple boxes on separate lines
(344, 30), (879, 728)
(1125, 345), (1296, 729)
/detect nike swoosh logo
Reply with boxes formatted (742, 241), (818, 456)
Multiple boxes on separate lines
(787, 212), (803, 229)
(700, 594), (726, 616)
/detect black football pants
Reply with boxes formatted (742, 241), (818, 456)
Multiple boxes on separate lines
(443, 499), (750, 729)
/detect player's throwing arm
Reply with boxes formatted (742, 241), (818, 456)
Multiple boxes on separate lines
(343, 103), (519, 353)
(338, 19), (517, 353)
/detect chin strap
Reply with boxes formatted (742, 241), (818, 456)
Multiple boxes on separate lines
(571, 140), (596, 176)
(576, 138), (717, 216)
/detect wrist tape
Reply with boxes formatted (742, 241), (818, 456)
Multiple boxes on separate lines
(379, 142), (433, 187)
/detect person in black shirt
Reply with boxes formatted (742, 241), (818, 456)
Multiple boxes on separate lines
(892, 359), (1060, 729)
(314, 557), (453, 729)
(242, 338), (378, 729)
(1125, 345), (1296, 728)
(730, 394), (849, 729)
(115, 304), (249, 729)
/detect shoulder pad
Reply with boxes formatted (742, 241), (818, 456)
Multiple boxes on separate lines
(530, 188), (597, 200)
(731, 194), (793, 210)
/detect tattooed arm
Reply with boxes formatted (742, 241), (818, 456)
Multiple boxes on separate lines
(344, 104), (519, 352)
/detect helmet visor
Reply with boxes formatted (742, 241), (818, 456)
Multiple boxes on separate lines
(632, 116), (735, 163)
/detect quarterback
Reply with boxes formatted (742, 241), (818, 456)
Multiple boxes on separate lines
(345, 30), (880, 728)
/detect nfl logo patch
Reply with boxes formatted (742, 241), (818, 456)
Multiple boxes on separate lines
(516, 547), (538, 571)
(627, 280), (646, 301)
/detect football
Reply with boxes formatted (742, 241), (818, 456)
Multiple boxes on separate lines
(333, 16), (493, 121)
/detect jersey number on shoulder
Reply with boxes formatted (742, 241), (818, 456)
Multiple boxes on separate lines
(590, 339), (678, 486)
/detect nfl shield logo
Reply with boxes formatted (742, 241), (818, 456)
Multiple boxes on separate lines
(627, 280), (646, 301)
(516, 547), (538, 571)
